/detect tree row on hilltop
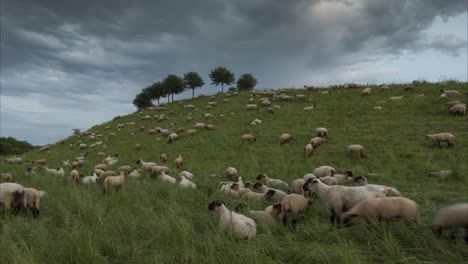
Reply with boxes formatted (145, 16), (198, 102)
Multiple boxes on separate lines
(133, 67), (258, 109)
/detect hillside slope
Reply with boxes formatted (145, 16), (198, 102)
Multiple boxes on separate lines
(1, 83), (467, 263)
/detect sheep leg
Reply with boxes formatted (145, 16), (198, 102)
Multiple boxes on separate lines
(464, 229), (468, 244)
(292, 219), (298, 229)
(329, 209), (336, 224)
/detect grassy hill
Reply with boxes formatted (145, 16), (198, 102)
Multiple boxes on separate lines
(1, 82), (467, 263)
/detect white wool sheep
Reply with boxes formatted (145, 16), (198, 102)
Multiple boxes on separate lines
(159, 153), (168, 163)
(426, 133), (455, 148)
(208, 200), (257, 240)
(128, 169), (141, 178)
(290, 179), (306, 196)
(178, 175), (196, 189)
(341, 197), (419, 226)
(69, 170), (80, 182)
(388, 95), (403, 101)
(44, 167), (65, 177)
(6, 156), (23, 164)
(315, 127), (328, 138)
(22, 188), (46, 217)
(241, 134), (256, 142)
(81, 173), (99, 184)
(440, 89), (460, 96)
(304, 143), (313, 158)
(79, 143), (88, 149)
(373, 106), (383, 110)
(347, 144), (366, 158)
(151, 165), (170, 176)
(187, 129), (197, 135)
(119, 165), (132, 173)
(179, 171), (194, 179)
(1, 173), (13, 182)
(333, 170), (354, 185)
(302, 106), (314, 111)
(32, 159), (47, 166)
(303, 173), (317, 181)
(303, 178), (386, 224)
(225, 167), (238, 181)
(158, 171), (176, 184)
(193, 123), (207, 129)
(103, 171), (125, 193)
(310, 137), (326, 147)
(254, 183), (287, 203)
(449, 103), (466, 116)
(320, 176), (338, 186)
(222, 183), (240, 198)
(167, 133), (179, 143)
(174, 154), (183, 168)
(313, 166), (336, 178)
(432, 203), (468, 243)
(256, 174), (289, 191)
(39, 145), (50, 152)
(0, 182), (24, 210)
(94, 164), (108, 171)
(235, 202), (278, 225)
(136, 159), (157, 171)
(353, 176), (401, 197)
(279, 133), (292, 145)
(428, 170), (452, 180)
(361, 88), (371, 96)
(280, 194), (310, 227)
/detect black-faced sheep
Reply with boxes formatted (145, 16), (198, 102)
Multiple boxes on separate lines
(208, 200), (257, 240)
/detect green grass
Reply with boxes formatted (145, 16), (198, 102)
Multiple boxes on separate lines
(1, 83), (467, 263)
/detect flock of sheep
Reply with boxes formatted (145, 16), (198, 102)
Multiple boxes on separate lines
(1, 83), (467, 245)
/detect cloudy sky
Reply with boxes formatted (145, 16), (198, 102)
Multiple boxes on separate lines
(1, 0), (467, 145)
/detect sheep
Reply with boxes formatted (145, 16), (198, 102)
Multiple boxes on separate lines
(187, 129), (197, 135)
(303, 178), (386, 224)
(428, 170), (452, 180)
(118, 165), (133, 173)
(440, 89), (461, 96)
(193, 123), (207, 129)
(254, 183), (287, 203)
(226, 167), (238, 181)
(447, 100), (462, 107)
(333, 170), (354, 185)
(315, 127), (328, 138)
(303, 173), (317, 181)
(24, 167), (37, 177)
(106, 157), (118, 166)
(353, 176), (401, 197)
(279, 133), (292, 145)
(290, 179), (306, 196)
(388, 95), (403, 101)
(0, 183), (24, 210)
(32, 159), (47, 166)
(158, 170), (176, 183)
(245, 104), (259, 112)
(426, 133), (455, 148)
(304, 143), (313, 158)
(222, 183), (240, 198)
(380, 85), (391, 90)
(313, 166), (336, 178)
(302, 106), (314, 111)
(264, 203), (283, 220)
(320, 176), (338, 186)
(280, 193), (310, 227)
(174, 154), (183, 168)
(310, 137), (326, 147)
(39, 145), (50, 152)
(44, 167), (64, 177)
(69, 170), (80, 182)
(101, 171), (117, 178)
(241, 134), (256, 143)
(1, 173), (13, 182)
(79, 143), (88, 149)
(6, 156), (23, 164)
(440, 93), (448, 100)
(61, 160), (70, 167)
(449, 103), (466, 116)
(404, 85), (414, 92)
(136, 159), (157, 171)
(128, 169), (141, 178)
(432, 203), (468, 243)
(361, 88), (371, 96)
(151, 166), (170, 176)
(373, 106), (383, 110)
(179, 171), (194, 179)
(178, 175), (196, 189)
(94, 164), (108, 171)
(341, 197), (419, 226)
(208, 200), (257, 240)
(167, 133), (179, 143)
(347, 144), (366, 158)
(234, 202), (277, 225)
(81, 173), (99, 184)
(103, 171), (125, 194)
(22, 188), (46, 217)
(256, 174), (289, 191)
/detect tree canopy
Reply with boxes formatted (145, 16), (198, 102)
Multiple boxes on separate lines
(237, 73), (258, 91)
(209, 66), (235, 93)
(0, 136), (36, 155)
(184, 72), (205, 98)
(163, 74), (185, 102)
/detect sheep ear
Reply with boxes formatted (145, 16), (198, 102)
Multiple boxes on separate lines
(265, 189), (276, 199)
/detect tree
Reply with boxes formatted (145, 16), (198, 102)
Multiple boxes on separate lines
(0, 136), (36, 155)
(132, 91), (153, 109)
(163, 74), (185, 102)
(183, 72), (205, 99)
(209, 66), (235, 93)
(237, 73), (258, 91)
(146, 82), (164, 105)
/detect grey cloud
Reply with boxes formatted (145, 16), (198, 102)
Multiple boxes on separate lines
(428, 34), (467, 56)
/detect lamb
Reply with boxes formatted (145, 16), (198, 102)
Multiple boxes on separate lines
(341, 197), (419, 226)
(347, 144), (366, 158)
(167, 133), (179, 143)
(44, 167), (65, 177)
(22, 188), (46, 217)
(280, 193), (310, 227)
(226, 167), (238, 180)
(449, 103), (466, 116)
(69, 170), (80, 182)
(428, 170), (452, 180)
(158, 171), (176, 184)
(0, 182), (24, 210)
(128, 169), (141, 178)
(353, 176), (401, 197)
(1, 173), (13, 182)
(234, 202), (277, 225)
(315, 127), (328, 138)
(303, 178), (386, 224)
(179, 171), (194, 179)
(279, 133), (292, 145)
(174, 154), (183, 168)
(241, 134), (256, 142)
(264, 203), (283, 220)
(103, 171), (125, 193)
(6, 156), (23, 164)
(81, 172), (99, 184)
(426, 133), (455, 148)
(313, 166), (336, 178)
(432, 203), (468, 243)
(208, 200), (257, 240)
(160, 154), (168, 163)
(310, 137), (326, 147)
(256, 174), (289, 191)
(178, 175), (196, 189)
(136, 159), (157, 171)
(304, 143), (313, 158)
(389, 95), (404, 101)
(254, 183), (287, 203)
(222, 183), (240, 198)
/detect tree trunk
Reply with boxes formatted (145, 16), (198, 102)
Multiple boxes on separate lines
(192, 88), (195, 99)
(221, 83), (224, 93)
(167, 96), (170, 103)
(171, 93), (174, 102)
(157, 98), (160, 104)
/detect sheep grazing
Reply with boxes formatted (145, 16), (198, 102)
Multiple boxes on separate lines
(432, 203), (468, 243)
(388, 95), (403, 101)
(94, 164), (108, 171)
(235, 202), (278, 225)
(310, 137), (326, 147)
(160, 153), (168, 163)
(178, 175), (196, 189)
(302, 106), (314, 111)
(449, 103), (466, 116)
(404, 84), (414, 92)
(167, 133), (179, 143)
(245, 104), (259, 112)
(174, 155), (183, 168)
(179, 171), (194, 180)
(136, 159), (157, 171)
(315, 127), (328, 138)
(347, 144), (365, 158)
(225, 167), (238, 181)
(193, 123), (207, 129)
(341, 197), (419, 226)
(320, 176), (338, 186)
(304, 143), (313, 158)
(187, 129), (197, 135)
(440, 89), (461, 96)
(254, 183), (287, 203)
(39, 145), (50, 152)
(256, 174), (289, 191)
(103, 171), (125, 194)
(0, 183), (24, 210)
(79, 143), (88, 149)
(6, 157), (23, 164)
(447, 100), (462, 107)
(303, 178), (386, 224)
(222, 183), (240, 198)
(128, 169), (141, 179)
(69, 170), (80, 182)
(241, 134), (256, 143)
(333, 170), (354, 185)
(313, 166), (335, 178)
(118, 165), (133, 173)
(44, 167), (65, 177)
(353, 176), (401, 197)
(426, 133), (455, 148)
(280, 194), (310, 228)
(428, 170), (452, 180)
(158, 171), (176, 184)
(208, 200), (257, 240)
(279, 133), (292, 145)
(32, 159), (47, 166)
(81, 173), (99, 184)
(22, 188), (46, 217)
(361, 87), (371, 96)
(151, 166), (170, 176)
(1, 173), (13, 182)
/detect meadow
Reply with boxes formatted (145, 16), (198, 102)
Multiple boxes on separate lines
(1, 82), (467, 264)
